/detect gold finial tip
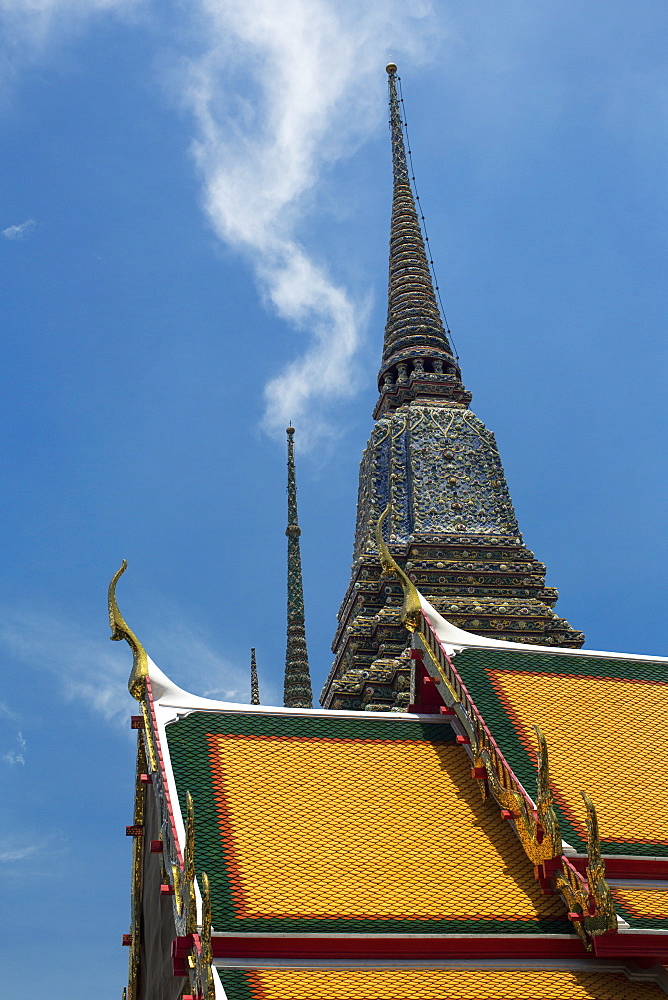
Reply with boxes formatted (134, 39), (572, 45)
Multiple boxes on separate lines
(386, 62), (397, 74)
(286, 425), (295, 435)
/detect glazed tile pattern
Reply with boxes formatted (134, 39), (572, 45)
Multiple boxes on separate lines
(611, 887), (668, 930)
(451, 648), (668, 855)
(166, 712), (571, 935)
(217, 967), (667, 999)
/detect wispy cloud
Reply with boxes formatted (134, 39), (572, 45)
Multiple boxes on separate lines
(183, 0), (439, 445)
(0, 600), (259, 724)
(0, 0), (440, 444)
(2, 218), (35, 239)
(0, 841), (41, 863)
(0, 0), (143, 103)
(2, 730), (26, 765)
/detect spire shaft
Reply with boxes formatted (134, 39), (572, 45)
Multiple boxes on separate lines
(283, 427), (313, 709)
(376, 65), (470, 417)
(250, 648), (260, 705)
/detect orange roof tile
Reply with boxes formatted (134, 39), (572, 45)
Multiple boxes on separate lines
(218, 966), (667, 999)
(611, 887), (668, 929)
(166, 712), (571, 935)
(448, 648), (668, 856)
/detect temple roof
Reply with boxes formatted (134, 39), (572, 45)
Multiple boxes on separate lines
(217, 966), (668, 999)
(110, 562), (668, 998)
(414, 603), (668, 863)
(164, 707), (569, 936)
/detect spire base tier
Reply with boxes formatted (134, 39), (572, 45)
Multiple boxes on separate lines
(324, 402), (583, 709)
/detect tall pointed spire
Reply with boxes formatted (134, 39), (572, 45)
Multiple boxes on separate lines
(375, 64), (470, 418)
(249, 647), (260, 705)
(283, 427), (313, 709)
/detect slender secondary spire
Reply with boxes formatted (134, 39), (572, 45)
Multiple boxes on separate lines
(283, 427), (313, 708)
(375, 65), (470, 417)
(250, 647), (260, 705)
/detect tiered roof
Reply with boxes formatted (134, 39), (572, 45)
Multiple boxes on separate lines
(218, 967), (668, 1000)
(111, 556), (668, 999)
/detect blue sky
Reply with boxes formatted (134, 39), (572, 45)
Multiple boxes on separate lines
(1, 1), (666, 995)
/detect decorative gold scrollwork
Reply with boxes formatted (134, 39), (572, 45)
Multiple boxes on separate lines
(375, 506), (422, 632)
(184, 791), (197, 935)
(200, 872), (216, 1000)
(478, 726), (561, 865)
(108, 560), (149, 701)
(555, 792), (617, 949)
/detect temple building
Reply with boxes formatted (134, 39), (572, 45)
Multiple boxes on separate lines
(113, 66), (668, 1000)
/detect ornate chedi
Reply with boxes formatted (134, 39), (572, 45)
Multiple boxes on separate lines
(284, 426), (313, 709)
(321, 64), (584, 712)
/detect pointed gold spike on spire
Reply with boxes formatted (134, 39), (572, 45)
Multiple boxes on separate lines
(108, 560), (148, 701)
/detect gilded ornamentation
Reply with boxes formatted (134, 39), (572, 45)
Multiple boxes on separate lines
(108, 560), (148, 701)
(478, 726), (561, 866)
(172, 862), (183, 916)
(125, 737), (147, 1000)
(200, 871), (216, 1000)
(184, 790), (197, 935)
(375, 506), (421, 632)
(555, 793), (617, 948)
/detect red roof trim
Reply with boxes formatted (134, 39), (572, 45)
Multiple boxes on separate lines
(211, 934), (588, 961)
(146, 679), (183, 866)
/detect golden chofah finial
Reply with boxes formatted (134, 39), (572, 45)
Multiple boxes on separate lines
(375, 505), (422, 632)
(108, 560), (148, 701)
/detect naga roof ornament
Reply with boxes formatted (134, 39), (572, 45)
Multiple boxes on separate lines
(377, 64), (470, 417)
(283, 426), (313, 708)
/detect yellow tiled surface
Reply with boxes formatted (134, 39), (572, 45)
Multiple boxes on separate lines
(208, 733), (565, 923)
(488, 671), (668, 844)
(220, 967), (667, 999)
(612, 887), (668, 919)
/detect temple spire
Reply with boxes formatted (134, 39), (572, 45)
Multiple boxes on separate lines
(375, 65), (470, 418)
(250, 648), (260, 705)
(283, 427), (313, 709)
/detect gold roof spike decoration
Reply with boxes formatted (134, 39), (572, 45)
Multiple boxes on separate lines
(375, 505), (422, 632)
(474, 725), (561, 866)
(108, 560), (148, 701)
(555, 792), (617, 948)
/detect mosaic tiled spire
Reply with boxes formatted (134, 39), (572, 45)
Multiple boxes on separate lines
(250, 647), (260, 705)
(284, 427), (313, 709)
(322, 66), (583, 711)
(376, 64), (470, 418)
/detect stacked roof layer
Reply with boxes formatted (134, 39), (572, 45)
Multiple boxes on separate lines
(449, 647), (668, 858)
(217, 966), (668, 1000)
(165, 711), (571, 936)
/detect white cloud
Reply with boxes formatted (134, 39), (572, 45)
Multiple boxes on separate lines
(0, 600), (259, 723)
(0, 0), (143, 101)
(2, 730), (26, 765)
(2, 218), (35, 239)
(0, 841), (41, 863)
(0, 0), (441, 444)
(183, 0), (440, 445)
